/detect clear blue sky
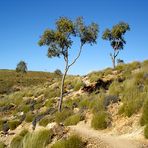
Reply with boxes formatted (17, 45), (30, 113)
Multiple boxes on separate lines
(0, 0), (148, 75)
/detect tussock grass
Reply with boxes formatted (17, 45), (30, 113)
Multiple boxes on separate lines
(64, 114), (84, 126)
(51, 135), (85, 148)
(55, 109), (73, 124)
(91, 111), (110, 130)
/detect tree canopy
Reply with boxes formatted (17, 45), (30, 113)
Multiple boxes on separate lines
(102, 22), (130, 68)
(16, 61), (27, 73)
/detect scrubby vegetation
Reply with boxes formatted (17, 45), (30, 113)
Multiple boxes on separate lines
(91, 111), (110, 130)
(64, 114), (84, 126)
(51, 135), (85, 148)
(10, 129), (53, 148)
(0, 60), (148, 147)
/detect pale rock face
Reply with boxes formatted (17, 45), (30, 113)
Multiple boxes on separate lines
(47, 122), (57, 129)
(73, 108), (80, 113)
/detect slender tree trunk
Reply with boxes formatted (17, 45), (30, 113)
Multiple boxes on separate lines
(112, 57), (115, 69)
(58, 61), (68, 112)
(110, 53), (116, 69)
(58, 43), (83, 112)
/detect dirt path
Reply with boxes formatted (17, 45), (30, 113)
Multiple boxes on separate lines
(69, 122), (147, 148)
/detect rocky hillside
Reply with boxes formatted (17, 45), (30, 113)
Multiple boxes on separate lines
(0, 60), (148, 148)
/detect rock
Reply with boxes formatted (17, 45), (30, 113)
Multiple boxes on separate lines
(47, 122), (57, 129)
(73, 108), (80, 113)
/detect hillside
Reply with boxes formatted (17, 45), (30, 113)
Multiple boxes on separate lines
(0, 60), (148, 148)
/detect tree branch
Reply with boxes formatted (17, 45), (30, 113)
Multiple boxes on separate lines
(68, 43), (83, 68)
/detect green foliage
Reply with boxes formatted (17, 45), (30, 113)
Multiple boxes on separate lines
(102, 22), (130, 50)
(39, 116), (54, 127)
(102, 22), (130, 68)
(10, 129), (53, 148)
(51, 135), (85, 148)
(91, 111), (109, 130)
(73, 80), (84, 91)
(44, 87), (60, 99)
(118, 74), (148, 117)
(8, 120), (20, 130)
(0, 142), (6, 148)
(88, 71), (103, 83)
(64, 114), (84, 126)
(16, 61), (27, 73)
(0, 70), (56, 94)
(39, 17), (98, 58)
(54, 69), (62, 76)
(109, 81), (122, 96)
(144, 124), (148, 139)
(140, 99), (148, 126)
(10, 135), (23, 148)
(25, 112), (35, 123)
(19, 129), (29, 137)
(55, 109), (73, 124)
(22, 129), (53, 148)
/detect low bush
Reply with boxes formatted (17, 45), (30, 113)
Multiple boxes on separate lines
(91, 111), (110, 130)
(64, 114), (84, 126)
(39, 116), (53, 127)
(73, 80), (84, 91)
(140, 99), (148, 126)
(144, 124), (148, 139)
(108, 81), (122, 96)
(103, 95), (119, 107)
(88, 71), (103, 83)
(8, 120), (20, 130)
(25, 112), (35, 123)
(22, 129), (53, 148)
(55, 109), (73, 124)
(44, 87), (60, 99)
(0, 142), (6, 148)
(10, 135), (23, 148)
(19, 129), (29, 137)
(51, 135), (85, 148)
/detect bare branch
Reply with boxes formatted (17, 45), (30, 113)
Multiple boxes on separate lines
(68, 43), (83, 68)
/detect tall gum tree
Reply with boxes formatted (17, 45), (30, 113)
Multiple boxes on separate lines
(102, 22), (130, 68)
(38, 17), (99, 112)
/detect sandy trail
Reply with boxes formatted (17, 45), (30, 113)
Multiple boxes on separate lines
(69, 122), (147, 148)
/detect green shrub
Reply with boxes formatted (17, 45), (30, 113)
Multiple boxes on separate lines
(10, 135), (23, 148)
(39, 116), (53, 127)
(8, 120), (20, 130)
(19, 129), (29, 137)
(22, 129), (53, 148)
(64, 114), (84, 126)
(140, 99), (148, 126)
(55, 109), (73, 124)
(0, 142), (6, 148)
(25, 112), (34, 123)
(51, 135), (85, 148)
(89, 93), (105, 113)
(144, 124), (148, 139)
(88, 71), (103, 83)
(44, 87), (60, 99)
(21, 105), (30, 113)
(103, 68), (112, 76)
(79, 95), (90, 110)
(109, 81), (122, 96)
(91, 111), (109, 130)
(45, 98), (55, 108)
(73, 80), (84, 91)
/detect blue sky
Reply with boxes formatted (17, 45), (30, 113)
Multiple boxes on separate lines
(0, 0), (148, 75)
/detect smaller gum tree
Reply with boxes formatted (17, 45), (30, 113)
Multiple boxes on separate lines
(38, 17), (99, 112)
(102, 22), (130, 68)
(16, 61), (27, 73)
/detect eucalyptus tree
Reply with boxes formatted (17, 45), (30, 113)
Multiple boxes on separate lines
(16, 61), (27, 73)
(38, 17), (99, 112)
(102, 22), (130, 68)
